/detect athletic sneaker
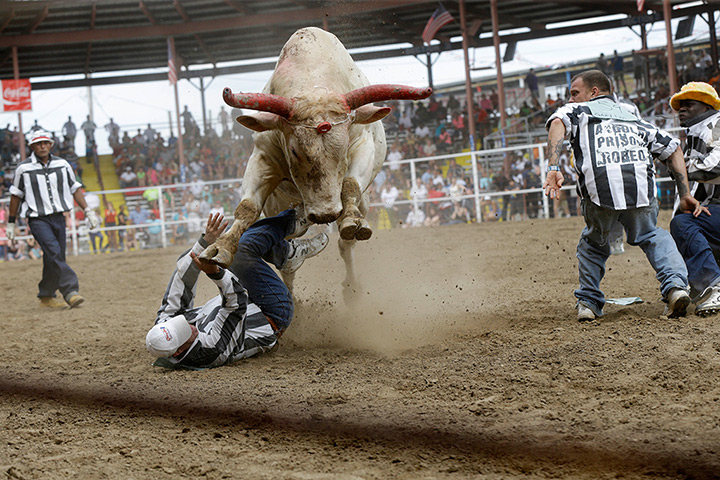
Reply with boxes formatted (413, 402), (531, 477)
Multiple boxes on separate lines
(577, 303), (596, 322)
(281, 233), (329, 274)
(65, 292), (85, 309)
(39, 296), (67, 309)
(695, 285), (720, 317)
(663, 287), (690, 318)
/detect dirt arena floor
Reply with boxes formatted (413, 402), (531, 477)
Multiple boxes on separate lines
(2, 211), (719, 479)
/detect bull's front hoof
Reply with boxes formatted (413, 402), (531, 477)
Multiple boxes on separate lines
(339, 217), (358, 241)
(354, 218), (372, 241)
(199, 244), (233, 268)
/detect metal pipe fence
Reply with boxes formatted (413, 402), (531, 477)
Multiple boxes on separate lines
(0, 139), (684, 257)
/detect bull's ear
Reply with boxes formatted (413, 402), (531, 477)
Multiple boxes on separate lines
(235, 113), (283, 132)
(353, 106), (392, 124)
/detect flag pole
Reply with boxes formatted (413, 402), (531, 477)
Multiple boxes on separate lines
(426, 49), (434, 91)
(12, 46), (26, 162)
(459, 0), (476, 151)
(168, 36), (186, 169)
(490, 0), (507, 131)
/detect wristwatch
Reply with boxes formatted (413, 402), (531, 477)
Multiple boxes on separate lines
(546, 165), (560, 172)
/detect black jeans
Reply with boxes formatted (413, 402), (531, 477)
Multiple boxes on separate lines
(28, 213), (79, 299)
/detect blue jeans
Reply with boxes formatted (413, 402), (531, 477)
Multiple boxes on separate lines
(576, 199), (688, 316)
(670, 204), (720, 297)
(228, 210), (295, 330)
(28, 213), (79, 300)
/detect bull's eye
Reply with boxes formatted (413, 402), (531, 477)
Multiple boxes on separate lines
(291, 148), (299, 158)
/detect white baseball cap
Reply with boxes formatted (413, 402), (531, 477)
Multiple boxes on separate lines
(28, 130), (54, 146)
(145, 316), (193, 357)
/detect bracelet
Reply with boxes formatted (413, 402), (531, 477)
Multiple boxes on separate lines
(546, 165), (561, 172)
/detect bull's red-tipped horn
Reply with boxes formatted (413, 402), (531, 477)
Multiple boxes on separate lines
(222, 88), (294, 119)
(343, 84), (433, 111)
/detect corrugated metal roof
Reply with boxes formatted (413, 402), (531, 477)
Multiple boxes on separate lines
(0, 0), (710, 82)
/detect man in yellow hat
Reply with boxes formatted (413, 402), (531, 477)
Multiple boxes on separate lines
(669, 82), (720, 316)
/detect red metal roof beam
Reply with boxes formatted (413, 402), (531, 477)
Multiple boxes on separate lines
(173, 0), (190, 22)
(139, 0), (158, 25)
(0, 1), (437, 47)
(26, 5), (49, 34)
(0, 10), (15, 34)
(223, 0), (249, 14)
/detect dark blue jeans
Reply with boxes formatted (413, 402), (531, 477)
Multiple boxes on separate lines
(28, 213), (79, 300)
(228, 210), (295, 330)
(670, 204), (720, 297)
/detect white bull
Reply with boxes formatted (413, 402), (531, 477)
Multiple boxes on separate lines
(200, 27), (431, 295)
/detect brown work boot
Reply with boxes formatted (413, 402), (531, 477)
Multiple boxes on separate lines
(39, 296), (67, 309)
(65, 292), (85, 309)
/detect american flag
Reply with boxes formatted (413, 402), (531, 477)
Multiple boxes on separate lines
(637, 0), (645, 12)
(167, 37), (178, 85)
(422, 4), (454, 44)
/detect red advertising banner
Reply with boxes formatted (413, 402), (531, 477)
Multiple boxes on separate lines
(2, 79), (32, 112)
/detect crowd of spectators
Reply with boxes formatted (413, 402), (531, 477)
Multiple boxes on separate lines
(1, 45), (719, 258)
(110, 107), (251, 189)
(364, 45), (720, 231)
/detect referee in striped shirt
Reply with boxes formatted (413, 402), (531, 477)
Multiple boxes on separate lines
(7, 130), (100, 308)
(543, 70), (708, 321)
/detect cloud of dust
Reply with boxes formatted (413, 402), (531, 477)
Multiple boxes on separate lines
(283, 240), (506, 355)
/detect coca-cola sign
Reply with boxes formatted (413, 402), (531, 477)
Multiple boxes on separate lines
(2, 79), (32, 112)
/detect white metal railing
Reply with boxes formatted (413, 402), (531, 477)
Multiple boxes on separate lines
(0, 137), (687, 258)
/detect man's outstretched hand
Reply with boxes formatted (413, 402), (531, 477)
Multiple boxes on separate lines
(204, 213), (229, 245)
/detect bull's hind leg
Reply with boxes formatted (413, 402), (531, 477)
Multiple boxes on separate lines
(338, 236), (362, 303)
(338, 177), (372, 241)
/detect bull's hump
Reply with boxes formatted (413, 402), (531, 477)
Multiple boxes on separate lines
(278, 27), (346, 66)
(269, 27), (370, 96)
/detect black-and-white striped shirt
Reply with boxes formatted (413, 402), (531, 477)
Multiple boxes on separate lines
(681, 109), (720, 205)
(9, 153), (82, 218)
(548, 96), (680, 210)
(154, 236), (278, 369)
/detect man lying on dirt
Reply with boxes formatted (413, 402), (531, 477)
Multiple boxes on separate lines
(668, 81), (720, 317)
(145, 210), (328, 369)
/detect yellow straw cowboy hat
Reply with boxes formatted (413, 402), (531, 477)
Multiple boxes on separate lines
(669, 82), (720, 111)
